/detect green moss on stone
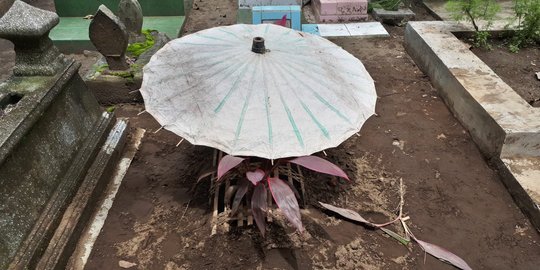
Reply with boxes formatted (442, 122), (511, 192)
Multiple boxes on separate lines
(127, 29), (156, 58)
(95, 64), (109, 73)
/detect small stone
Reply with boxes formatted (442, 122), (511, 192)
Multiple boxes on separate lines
(119, 260), (137, 268)
(536, 72), (539, 80)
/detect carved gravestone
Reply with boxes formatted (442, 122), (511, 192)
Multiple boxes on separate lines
(89, 5), (129, 70)
(118, 0), (144, 42)
(0, 0), (67, 76)
(0, 1), (128, 268)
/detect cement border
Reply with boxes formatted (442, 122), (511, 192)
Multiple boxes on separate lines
(404, 21), (540, 231)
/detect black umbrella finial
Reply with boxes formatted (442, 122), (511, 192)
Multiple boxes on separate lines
(252, 37), (266, 54)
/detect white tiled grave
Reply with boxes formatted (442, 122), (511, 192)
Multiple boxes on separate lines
(316, 22), (389, 37)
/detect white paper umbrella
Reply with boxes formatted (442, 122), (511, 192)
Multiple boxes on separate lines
(140, 24), (376, 159)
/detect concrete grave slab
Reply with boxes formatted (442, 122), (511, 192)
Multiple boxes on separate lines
(345, 22), (389, 37)
(404, 21), (540, 231)
(317, 23), (350, 36)
(315, 22), (389, 37)
(372, 8), (415, 25)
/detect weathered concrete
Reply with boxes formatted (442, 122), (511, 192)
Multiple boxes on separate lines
(89, 5), (129, 70)
(36, 119), (128, 269)
(0, 2), (128, 268)
(67, 128), (145, 270)
(404, 21), (540, 231)
(0, 58), (128, 269)
(372, 8), (415, 25)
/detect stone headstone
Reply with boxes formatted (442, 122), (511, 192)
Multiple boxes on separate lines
(118, 0), (143, 42)
(89, 5), (129, 70)
(0, 0), (67, 76)
(0, 2), (128, 269)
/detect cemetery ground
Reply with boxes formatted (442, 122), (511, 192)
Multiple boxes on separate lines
(0, 0), (539, 269)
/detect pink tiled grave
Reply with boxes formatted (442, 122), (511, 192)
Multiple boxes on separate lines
(312, 0), (368, 22)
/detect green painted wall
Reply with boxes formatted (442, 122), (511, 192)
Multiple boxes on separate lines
(54, 0), (185, 17)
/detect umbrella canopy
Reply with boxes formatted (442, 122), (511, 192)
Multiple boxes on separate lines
(140, 24), (377, 159)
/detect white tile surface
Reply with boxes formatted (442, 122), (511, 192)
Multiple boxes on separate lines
(317, 22), (389, 37)
(317, 23), (350, 37)
(345, 22), (389, 37)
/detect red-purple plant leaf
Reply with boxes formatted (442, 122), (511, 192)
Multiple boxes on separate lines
(217, 155), (244, 181)
(252, 184), (268, 236)
(268, 178), (303, 232)
(285, 180), (301, 200)
(415, 238), (472, 270)
(231, 178), (249, 216)
(319, 202), (375, 227)
(275, 14), (287, 27)
(246, 169), (265, 186)
(289, 156), (349, 180)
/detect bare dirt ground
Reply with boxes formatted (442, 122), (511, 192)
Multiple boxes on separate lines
(470, 40), (540, 107)
(1, 1), (540, 269)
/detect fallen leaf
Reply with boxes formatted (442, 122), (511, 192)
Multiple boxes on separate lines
(380, 227), (410, 246)
(319, 202), (375, 227)
(415, 238), (472, 270)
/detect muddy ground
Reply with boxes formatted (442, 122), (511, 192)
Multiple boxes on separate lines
(1, 1), (540, 269)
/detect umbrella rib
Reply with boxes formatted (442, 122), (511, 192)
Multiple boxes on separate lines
(272, 50), (368, 79)
(271, 29), (294, 44)
(271, 60), (351, 124)
(242, 24), (255, 33)
(261, 57), (273, 147)
(233, 57), (261, 147)
(266, 59), (305, 149)
(159, 54), (250, 103)
(214, 58), (255, 113)
(217, 28), (245, 41)
(179, 42), (237, 47)
(280, 57), (376, 111)
(272, 47), (353, 59)
(194, 33), (245, 45)
(152, 51), (247, 88)
(269, 61), (331, 139)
